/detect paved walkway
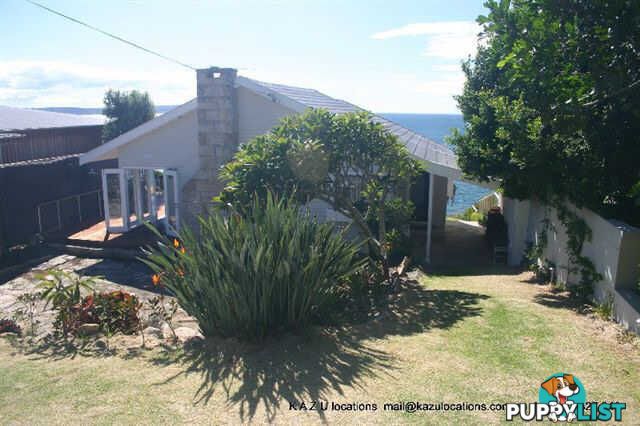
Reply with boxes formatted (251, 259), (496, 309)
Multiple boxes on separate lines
(411, 218), (493, 269)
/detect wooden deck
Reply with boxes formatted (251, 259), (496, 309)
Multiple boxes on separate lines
(49, 220), (162, 249)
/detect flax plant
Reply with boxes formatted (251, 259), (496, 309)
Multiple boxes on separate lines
(142, 193), (366, 341)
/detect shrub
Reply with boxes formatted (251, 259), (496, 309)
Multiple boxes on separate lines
(14, 293), (41, 337)
(594, 294), (615, 321)
(36, 270), (98, 309)
(143, 193), (367, 341)
(35, 270), (98, 335)
(456, 207), (485, 223)
(384, 228), (412, 266)
(0, 318), (22, 335)
(72, 291), (142, 335)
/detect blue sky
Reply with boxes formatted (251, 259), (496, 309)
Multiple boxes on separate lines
(0, 0), (487, 113)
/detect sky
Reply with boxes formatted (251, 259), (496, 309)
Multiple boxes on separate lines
(0, 0), (488, 114)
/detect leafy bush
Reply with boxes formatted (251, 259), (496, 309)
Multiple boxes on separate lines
(593, 294), (615, 321)
(384, 228), (412, 266)
(0, 318), (21, 335)
(339, 261), (386, 306)
(35, 270), (98, 335)
(72, 291), (142, 335)
(14, 293), (41, 337)
(218, 108), (423, 270)
(143, 194), (367, 341)
(36, 270), (98, 308)
(456, 207), (485, 223)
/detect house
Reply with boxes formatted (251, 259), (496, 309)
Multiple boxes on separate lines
(0, 106), (108, 249)
(79, 66), (478, 262)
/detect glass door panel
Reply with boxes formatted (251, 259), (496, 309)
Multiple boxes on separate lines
(153, 170), (166, 221)
(102, 169), (127, 233)
(125, 169), (140, 228)
(138, 169), (153, 222)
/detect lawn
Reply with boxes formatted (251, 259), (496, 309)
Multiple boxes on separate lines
(1, 267), (638, 425)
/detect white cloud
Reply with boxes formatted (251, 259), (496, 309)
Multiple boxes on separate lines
(0, 60), (194, 107)
(0, 60), (461, 113)
(415, 73), (466, 97)
(371, 21), (481, 60)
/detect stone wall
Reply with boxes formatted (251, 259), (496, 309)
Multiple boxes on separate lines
(181, 67), (238, 228)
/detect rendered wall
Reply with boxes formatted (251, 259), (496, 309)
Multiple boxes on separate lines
(237, 86), (296, 145)
(118, 110), (199, 191)
(503, 196), (640, 333)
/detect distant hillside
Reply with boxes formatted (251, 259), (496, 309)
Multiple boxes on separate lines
(35, 106), (178, 115)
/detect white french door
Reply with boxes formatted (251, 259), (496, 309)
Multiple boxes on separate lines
(102, 168), (179, 234)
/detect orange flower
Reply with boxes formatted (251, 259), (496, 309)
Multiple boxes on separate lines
(180, 247), (186, 254)
(173, 238), (180, 248)
(152, 274), (161, 286)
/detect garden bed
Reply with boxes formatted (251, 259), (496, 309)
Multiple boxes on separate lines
(0, 255), (203, 351)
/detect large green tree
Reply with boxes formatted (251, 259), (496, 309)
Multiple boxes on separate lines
(451, 0), (640, 225)
(218, 109), (422, 268)
(102, 89), (155, 142)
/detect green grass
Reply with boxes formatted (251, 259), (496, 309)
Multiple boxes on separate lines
(1, 269), (639, 425)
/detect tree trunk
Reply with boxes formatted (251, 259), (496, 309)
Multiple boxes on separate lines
(377, 191), (390, 279)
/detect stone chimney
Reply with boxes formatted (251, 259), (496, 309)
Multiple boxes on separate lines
(181, 67), (238, 225)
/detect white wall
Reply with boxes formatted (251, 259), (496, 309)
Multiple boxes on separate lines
(502, 197), (532, 266)
(237, 86), (296, 145)
(118, 109), (198, 190)
(504, 197), (640, 333)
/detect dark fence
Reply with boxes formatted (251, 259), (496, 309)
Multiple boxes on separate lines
(0, 157), (115, 249)
(0, 126), (102, 165)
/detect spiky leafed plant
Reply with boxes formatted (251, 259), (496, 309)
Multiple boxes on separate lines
(142, 193), (366, 341)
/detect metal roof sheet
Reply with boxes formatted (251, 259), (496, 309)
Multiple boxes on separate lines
(0, 106), (105, 132)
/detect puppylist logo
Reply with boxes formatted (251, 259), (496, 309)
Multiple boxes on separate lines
(506, 373), (626, 422)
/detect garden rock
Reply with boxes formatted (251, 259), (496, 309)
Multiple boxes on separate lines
(143, 326), (163, 339)
(76, 323), (100, 336)
(173, 326), (202, 342)
(161, 323), (174, 340)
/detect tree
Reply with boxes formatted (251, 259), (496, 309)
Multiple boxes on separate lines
(450, 0), (640, 225)
(218, 108), (423, 269)
(102, 89), (155, 142)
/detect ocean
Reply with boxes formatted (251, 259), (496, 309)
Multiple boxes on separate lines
(380, 113), (490, 215)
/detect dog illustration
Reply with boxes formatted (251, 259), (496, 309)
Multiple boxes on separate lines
(541, 374), (580, 422)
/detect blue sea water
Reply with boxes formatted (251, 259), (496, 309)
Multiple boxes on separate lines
(380, 113), (490, 215)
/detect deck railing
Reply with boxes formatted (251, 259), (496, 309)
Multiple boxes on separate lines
(36, 190), (103, 235)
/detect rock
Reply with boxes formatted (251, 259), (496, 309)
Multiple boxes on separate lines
(142, 326), (163, 339)
(173, 326), (202, 343)
(76, 323), (100, 336)
(161, 323), (173, 339)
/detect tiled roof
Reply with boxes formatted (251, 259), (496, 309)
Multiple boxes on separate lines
(246, 79), (459, 170)
(0, 106), (105, 132)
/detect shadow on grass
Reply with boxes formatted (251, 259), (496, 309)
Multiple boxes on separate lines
(416, 262), (524, 278)
(532, 289), (592, 315)
(519, 273), (549, 285)
(148, 280), (489, 422)
(6, 333), (145, 361)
